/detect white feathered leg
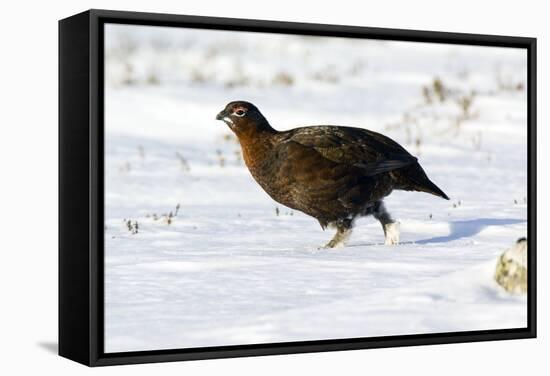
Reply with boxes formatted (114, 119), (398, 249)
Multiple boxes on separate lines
(374, 201), (400, 246)
(383, 222), (400, 245)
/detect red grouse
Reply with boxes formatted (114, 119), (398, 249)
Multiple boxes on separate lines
(216, 101), (449, 248)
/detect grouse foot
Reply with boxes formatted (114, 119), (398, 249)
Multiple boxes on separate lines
(384, 222), (400, 245)
(323, 229), (352, 248)
(322, 219), (353, 249)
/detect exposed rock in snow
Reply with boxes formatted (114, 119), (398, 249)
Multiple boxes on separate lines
(495, 238), (527, 294)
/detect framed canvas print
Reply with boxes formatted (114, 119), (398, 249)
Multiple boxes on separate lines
(59, 9), (536, 366)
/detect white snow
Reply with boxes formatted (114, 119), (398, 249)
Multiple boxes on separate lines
(103, 24), (528, 352)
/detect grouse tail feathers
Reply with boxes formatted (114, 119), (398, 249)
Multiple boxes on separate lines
(395, 163), (450, 200)
(413, 177), (450, 200)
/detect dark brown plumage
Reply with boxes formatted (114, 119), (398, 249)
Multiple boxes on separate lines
(216, 101), (449, 248)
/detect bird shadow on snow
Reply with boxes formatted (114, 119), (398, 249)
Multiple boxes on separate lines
(414, 218), (525, 244)
(349, 218), (525, 247)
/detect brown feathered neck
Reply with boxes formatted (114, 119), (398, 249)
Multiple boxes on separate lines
(231, 117), (276, 139)
(233, 119), (279, 172)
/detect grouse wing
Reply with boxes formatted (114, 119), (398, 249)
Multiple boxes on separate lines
(286, 126), (417, 176)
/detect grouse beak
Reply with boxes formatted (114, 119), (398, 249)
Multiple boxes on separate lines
(215, 110), (226, 121)
(216, 109), (235, 129)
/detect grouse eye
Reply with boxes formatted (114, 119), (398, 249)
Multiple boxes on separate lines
(234, 109), (246, 117)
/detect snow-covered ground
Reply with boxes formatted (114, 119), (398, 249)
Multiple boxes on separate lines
(104, 24), (528, 352)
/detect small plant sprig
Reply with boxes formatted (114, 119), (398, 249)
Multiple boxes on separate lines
(422, 77), (447, 104)
(119, 161), (131, 173)
(457, 91), (476, 119)
(138, 145), (145, 159)
(272, 71), (294, 86)
(274, 206), (294, 216)
(165, 212), (174, 225)
(175, 152), (191, 172)
(513, 197), (527, 205)
(124, 219), (139, 234)
(146, 203), (182, 225)
(216, 149), (226, 167)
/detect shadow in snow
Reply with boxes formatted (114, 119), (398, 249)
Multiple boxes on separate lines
(348, 218), (525, 247)
(414, 218), (525, 244)
(347, 240), (416, 248)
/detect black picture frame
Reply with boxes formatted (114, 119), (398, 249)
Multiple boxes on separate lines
(59, 9), (537, 367)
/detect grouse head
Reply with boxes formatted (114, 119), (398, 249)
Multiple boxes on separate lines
(216, 101), (274, 136)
